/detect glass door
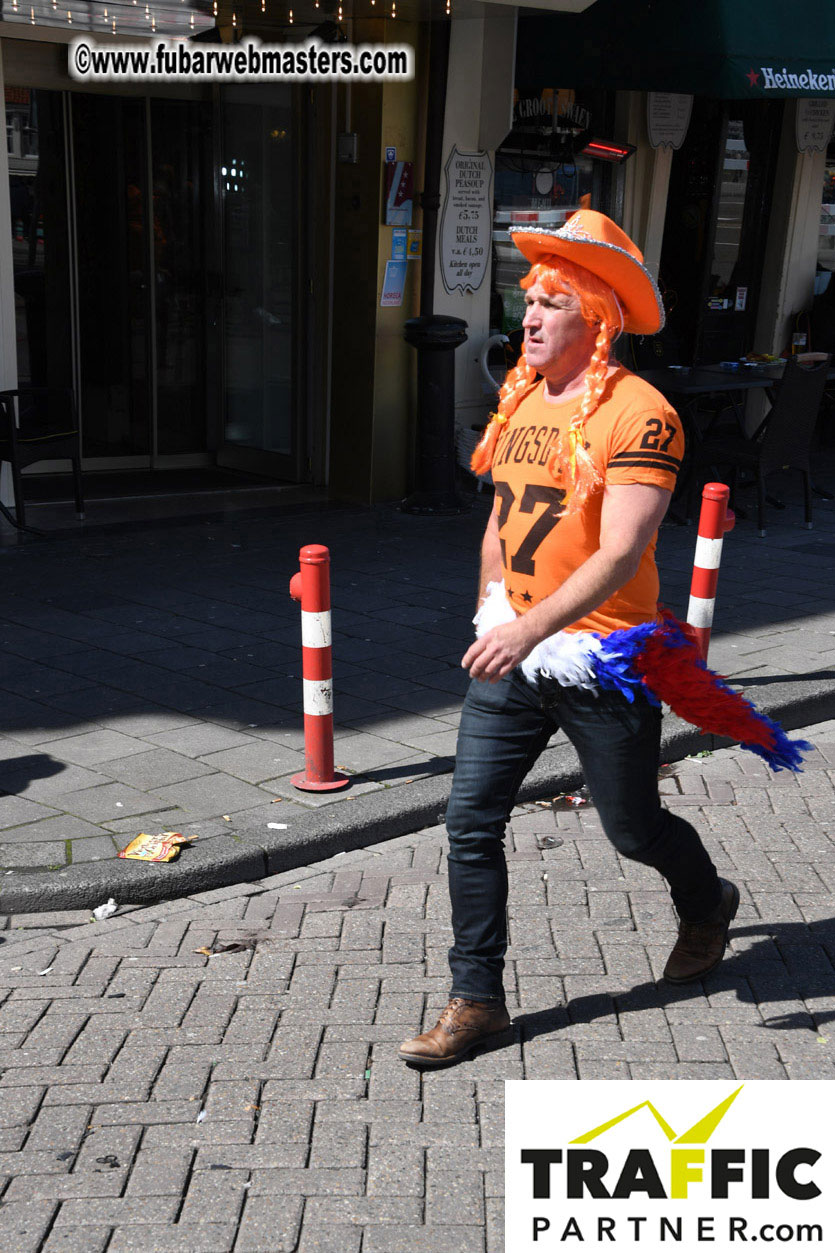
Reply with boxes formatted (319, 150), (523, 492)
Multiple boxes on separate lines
(71, 93), (153, 461)
(6, 80), (301, 481)
(5, 87), (73, 392)
(217, 85), (299, 478)
(696, 101), (783, 363)
(70, 93), (213, 465)
(658, 98), (783, 365)
(150, 98), (212, 460)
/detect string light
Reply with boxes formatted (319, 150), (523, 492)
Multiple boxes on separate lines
(337, 1), (342, 18)
(189, 11), (195, 25)
(67, 9), (72, 21)
(30, 5), (35, 20)
(261, 0), (265, 9)
(232, 9), (237, 24)
(112, 15), (116, 29)
(213, 0), (217, 13)
(391, 0), (396, 15)
(289, 6), (293, 19)
(446, 0), (451, 12)
(151, 12), (156, 28)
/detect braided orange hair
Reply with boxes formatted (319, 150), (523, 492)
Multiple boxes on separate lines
(471, 256), (622, 515)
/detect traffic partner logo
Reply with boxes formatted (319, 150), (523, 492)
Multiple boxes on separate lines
(505, 1080), (830, 1250)
(522, 1085), (820, 1202)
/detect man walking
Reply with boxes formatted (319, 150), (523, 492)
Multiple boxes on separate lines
(399, 210), (739, 1068)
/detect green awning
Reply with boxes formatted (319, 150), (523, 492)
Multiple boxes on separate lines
(517, 0), (835, 98)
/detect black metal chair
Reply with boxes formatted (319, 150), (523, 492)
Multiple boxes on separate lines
(687, 355), (831, 536)
(0, 387), (84, 529)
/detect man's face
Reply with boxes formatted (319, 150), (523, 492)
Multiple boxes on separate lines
(522, 280), (599, 385)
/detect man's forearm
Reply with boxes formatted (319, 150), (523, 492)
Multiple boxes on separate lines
(518, 548), (638, 648)
(477, 531), (503, 608)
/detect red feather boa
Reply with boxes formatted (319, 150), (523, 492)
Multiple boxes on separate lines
(634, 615), (808, 770)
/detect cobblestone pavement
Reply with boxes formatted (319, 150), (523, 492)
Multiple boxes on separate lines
(1, 721), (834, 1251)
(1, 464), (834, 878)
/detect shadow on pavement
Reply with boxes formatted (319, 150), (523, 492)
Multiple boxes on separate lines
(353, 759), (456, 784)
(731, 670), (835, 689)
(0, 753), (66, 792)
(514, 917), (835, 1044)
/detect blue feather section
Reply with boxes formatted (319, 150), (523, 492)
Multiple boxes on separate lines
(742, 734), (813, 773)
(591, 622), (661, 705)
(592, 651), (655, 704)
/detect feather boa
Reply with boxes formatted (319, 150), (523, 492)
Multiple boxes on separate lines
(475, 583), (810, 773)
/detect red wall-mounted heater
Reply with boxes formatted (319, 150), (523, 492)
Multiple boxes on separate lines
(580, 138), (637, 163)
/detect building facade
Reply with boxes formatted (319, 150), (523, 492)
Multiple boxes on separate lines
(4, 0), (832, 517)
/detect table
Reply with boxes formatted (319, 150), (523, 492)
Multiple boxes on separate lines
(638, 364), (781, 395)
(638, 361), (835, 417)
(637, 365), (777, 436)
(637, 363), (834, 517)
(635, 367), (777, 519)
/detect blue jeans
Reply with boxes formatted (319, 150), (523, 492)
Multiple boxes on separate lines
(445, 669), (723, 1002)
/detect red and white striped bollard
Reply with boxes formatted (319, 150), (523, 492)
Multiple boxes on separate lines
(686, 482), (735, 663)
(289, 544), (349, 792)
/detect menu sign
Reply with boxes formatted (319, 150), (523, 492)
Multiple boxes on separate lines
(796, 98), (835, 152)
(440, 146), (493, 295)
(647, 93), (693, 150)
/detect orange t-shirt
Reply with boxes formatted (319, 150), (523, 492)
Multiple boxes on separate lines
(490, 367), (684, 635)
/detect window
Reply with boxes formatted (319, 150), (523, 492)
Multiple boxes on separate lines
(490, 86), (615, 336)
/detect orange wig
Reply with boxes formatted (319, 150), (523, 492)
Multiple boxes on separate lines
(471, 256), (623, 515)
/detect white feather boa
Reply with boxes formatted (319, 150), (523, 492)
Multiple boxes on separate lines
(474, 581), (604, 690)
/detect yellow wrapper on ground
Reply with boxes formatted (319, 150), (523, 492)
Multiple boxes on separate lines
(118, 832), (191, 862)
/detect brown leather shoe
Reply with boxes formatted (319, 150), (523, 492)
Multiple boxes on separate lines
(398, 997), (511, 1068)
(663, 879), (740, 984)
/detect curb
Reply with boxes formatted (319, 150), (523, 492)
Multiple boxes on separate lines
(1, 680), (830, 914)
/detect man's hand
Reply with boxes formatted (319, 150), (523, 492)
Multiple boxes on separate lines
(461, 616), (536, 683)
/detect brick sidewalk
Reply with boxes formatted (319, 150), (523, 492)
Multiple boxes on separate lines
(1, 721), (834, 1251)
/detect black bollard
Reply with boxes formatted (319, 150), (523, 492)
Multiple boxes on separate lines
(401, 314), (468, 515)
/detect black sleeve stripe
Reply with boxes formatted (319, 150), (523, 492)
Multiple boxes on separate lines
(609, 449), (681, 469)
(608, 455), (680, 468)
(607, 457), (680, 474)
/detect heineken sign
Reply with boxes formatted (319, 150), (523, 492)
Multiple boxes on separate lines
(747, 66), (835, 93)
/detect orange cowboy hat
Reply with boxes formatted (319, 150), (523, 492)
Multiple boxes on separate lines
(510, 209), (664, 336)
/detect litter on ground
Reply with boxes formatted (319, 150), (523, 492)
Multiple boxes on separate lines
(193, 939), (259, 957)
(118, 832), (192, 863)
(92, 899), (118, 921)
